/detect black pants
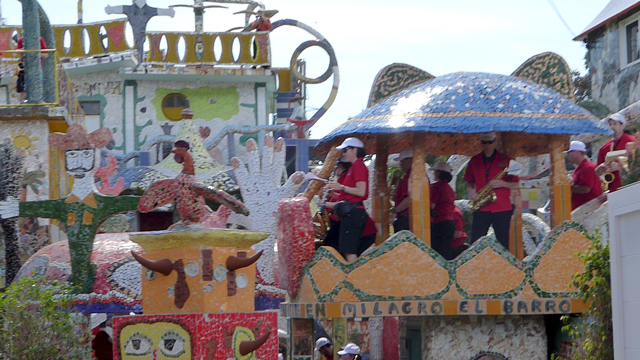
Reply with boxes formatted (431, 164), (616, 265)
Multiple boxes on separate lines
(323, 219), (340, 251)
(431, 220), (455, 260)
(471, 209), (513, 250)
(393, 214), (410, 233)
(339, 207), (368, 256)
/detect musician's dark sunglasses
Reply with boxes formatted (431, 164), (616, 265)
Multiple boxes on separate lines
(480, 140), (495, 144)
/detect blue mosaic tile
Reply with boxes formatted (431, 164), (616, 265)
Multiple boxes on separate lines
(319, 72), (611, 146)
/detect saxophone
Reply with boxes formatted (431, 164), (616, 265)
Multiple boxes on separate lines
(469, 167), (509, 211)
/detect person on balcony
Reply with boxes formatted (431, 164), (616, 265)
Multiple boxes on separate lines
(16, 36), (48, 103)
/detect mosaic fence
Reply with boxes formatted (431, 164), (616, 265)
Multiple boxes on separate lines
(283, 222), (591, 318)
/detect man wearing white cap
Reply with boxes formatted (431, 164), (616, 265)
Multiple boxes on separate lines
(595, 113), (636, 192)
(566, 141), (602, 209)
(315, 337), (334, 360)
(390, 149), (413, 232)
(463, 132), (519, 250)
(337, 343), (361, 360)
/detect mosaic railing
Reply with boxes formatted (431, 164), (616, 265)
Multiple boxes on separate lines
(0, 49), (84, 121)
(0, 21), (270, 66)
(145, 31), (270, 65)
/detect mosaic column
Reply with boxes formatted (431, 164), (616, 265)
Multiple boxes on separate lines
(549, 135), (572, 227)
(501, 133), (523, 259)
(373, 136), (390, 244)
(369, 317), (384, 360)
(22, 0), (44, 103)
(410, 133), (431, 245)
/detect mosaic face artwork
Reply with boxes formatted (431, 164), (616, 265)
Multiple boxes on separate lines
(113, 312), (278, 360)
(230, 136), (305, 309)
(0, 124), (142, 293)
(130, 229), (268, 315)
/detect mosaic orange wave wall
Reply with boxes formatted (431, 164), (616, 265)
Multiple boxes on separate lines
(294, 222), (590, 311)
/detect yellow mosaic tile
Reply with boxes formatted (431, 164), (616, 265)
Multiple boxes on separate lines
(441, 285), (463, 300)
(297, 275), (319, 303)
(443, 301), (458, 315)
(310, 258), (346, 294)
(348, 242), (449, 296)
(334, 287), (360, 302)
(516, 284), (538, 299)
(457, 247), (525, 295)
(533, 229), (589, 293)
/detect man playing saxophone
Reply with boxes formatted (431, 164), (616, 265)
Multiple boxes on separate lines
(595, 113), (636, 192)
(463, 132), (519, 250)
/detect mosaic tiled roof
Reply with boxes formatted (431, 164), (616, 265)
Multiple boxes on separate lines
(317, 72), (611, 156)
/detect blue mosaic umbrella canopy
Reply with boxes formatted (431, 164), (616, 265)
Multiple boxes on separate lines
(317, 72), (611, 156)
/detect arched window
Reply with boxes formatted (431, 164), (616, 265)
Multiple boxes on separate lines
(161, 93), (189, 121)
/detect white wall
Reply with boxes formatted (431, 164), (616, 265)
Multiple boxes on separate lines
(608, 182), (640, 360)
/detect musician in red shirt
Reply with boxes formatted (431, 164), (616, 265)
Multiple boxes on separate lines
(451, 206), (468, 259)
(325, 137), (375, 262)
(595, 113), (636, 192)
(429, 162), (456, 259)
(463, 132), (519, 250)
(567, 141), (602, 209)
(390, 149), (413, 232)
(323, 159), (351, 251)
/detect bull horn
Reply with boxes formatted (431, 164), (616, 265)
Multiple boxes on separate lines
(131, 251), (174, 276)
(226, 250), (264, 272)
(239, 328), (271, 356)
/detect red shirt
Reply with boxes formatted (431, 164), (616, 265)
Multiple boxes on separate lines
(327, 172), (348, 222)
(452, 207), (467, 247)
(430, 180), (455, 223)
(17, 37), (48, 65)
(572, 158), (602, 209)
(597, 132), (636, 192)
(338, 158), (369, 203)
(252, 17), (272, 31)
(393, 169), (411, 216)
(463, 150), (518, 212)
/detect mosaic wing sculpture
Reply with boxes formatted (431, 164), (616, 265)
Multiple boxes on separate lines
(138, 140), (248, 229)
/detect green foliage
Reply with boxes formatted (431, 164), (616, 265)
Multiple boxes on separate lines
(622, 149), (640, 186)
(0, 276), (90, 359)
(557, 232), (613, 360)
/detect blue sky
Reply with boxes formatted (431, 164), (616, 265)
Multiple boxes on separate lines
(2, 0), (610, 138)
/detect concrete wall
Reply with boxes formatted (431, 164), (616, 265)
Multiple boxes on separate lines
(587, 8), (640, 112)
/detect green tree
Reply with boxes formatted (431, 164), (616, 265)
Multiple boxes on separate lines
(0, 276), (90, 359)
(558, 232), (613, 360)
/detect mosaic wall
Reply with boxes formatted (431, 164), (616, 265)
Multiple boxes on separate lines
(585, 10), (640, 112)
(71, 73), (262, 162)
(0, 120), (51, 285)
(294, 222), (590, 306)
(422, 315), (546, 360)
(113, 311), (278, 360)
